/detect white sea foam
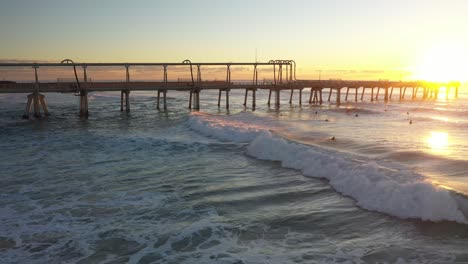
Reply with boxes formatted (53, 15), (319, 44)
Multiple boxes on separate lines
(187, 112), (272, 143)
(188, 112), (468, 224)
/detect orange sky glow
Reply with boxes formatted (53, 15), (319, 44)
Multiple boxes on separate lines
(1, 1), (467, 82)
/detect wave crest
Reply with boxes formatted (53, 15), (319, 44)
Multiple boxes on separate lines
(188, 112), (468, 224)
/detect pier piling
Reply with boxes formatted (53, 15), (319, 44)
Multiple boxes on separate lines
(218, 88), (230, 109)
(157, 90), (167, 110)
(336, 88), (341, 104)
(288, 88), (304, 105)
(189, 89), (200, 110)
(23, 96), (33, 119)
(345, 87), (359, 102)
(218, 89), (222, 107)
(79, 91), (88, 117)
(309, 87), (323, 104)
(361, 87), (369, 101)
(414, 86), (418, 99)
(243, 89), (248, 106)
(375, 87), (381, 100)
(121, 90), (130, 112)
(267, 90), (272, 106)
(32, 93), (40, 118)
(275, 89), (280, 107)
(299, 89), (303, 105)
(23, 92), (49, 119)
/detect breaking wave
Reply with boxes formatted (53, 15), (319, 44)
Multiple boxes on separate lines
(187, 112), (468, 224)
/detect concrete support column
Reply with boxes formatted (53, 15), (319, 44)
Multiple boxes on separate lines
(252, 89), (256, 108)
(217, 89), (229, 109)
(242, 88), (256, 109)
(79, 90), (88, 117)
(225, 90), (229, 109)
(22, 92), (49, 119)
(319, 89), (323, 104)
(38, 94), (49, 116)
(413, 87), (418, 99)
(157, 90), (161, 110)
(309, 88), (323, 105)
(299, 89), (302, 105)
(23, 95), (33, 119)
(275, 89), (280, 107)
(196, 90), (200, 109)
(190, 89), (200, 110)
(121, 90), (130, 112)
(336, 88), (341, 104)
(32, 93), (41, 118)
(267, 90), (272, 106)
(157, 90), (167, 110)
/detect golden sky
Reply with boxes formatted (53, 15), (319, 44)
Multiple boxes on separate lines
(1, 0), (467, 81)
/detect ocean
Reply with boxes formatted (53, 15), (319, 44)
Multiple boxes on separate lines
(1, 87), (468, 263)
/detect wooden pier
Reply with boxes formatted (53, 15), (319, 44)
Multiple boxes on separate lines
(0, 59), (460, 118)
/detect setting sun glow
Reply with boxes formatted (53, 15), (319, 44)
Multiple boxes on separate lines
(412, 44), (467, 82)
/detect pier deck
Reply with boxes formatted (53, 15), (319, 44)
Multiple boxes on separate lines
(0, 59), (460, 118)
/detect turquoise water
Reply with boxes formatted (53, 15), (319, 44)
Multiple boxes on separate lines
(1, 90), (468, 263)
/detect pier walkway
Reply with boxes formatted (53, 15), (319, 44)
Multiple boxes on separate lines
(0, 59), (460, 118)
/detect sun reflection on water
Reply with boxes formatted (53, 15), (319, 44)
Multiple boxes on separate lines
(426, 131), (450, 155)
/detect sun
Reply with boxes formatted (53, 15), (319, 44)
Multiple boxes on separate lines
(411, 43), (467, 82)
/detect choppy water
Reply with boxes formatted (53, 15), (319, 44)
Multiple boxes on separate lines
(1, 88), (468, 263)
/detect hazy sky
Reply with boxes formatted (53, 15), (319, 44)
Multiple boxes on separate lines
(1, 0), (467, 80)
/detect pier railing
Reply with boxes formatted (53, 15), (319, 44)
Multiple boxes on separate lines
(0, 59), (460, 118)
